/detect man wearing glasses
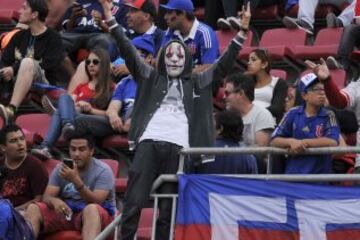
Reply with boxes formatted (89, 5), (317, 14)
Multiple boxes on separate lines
(271, 73), (340, 174)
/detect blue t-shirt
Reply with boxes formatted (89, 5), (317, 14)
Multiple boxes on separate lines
(112, 76), (137, 120)
(272, 106), (340, 174)
(198, 138), (258, 174)
(162, 19), (219, 65)
(127, 26), (164, 55)
(49, 158), (116, 216)
(0, 199), (14, 240)
(62, 0), (128, 33)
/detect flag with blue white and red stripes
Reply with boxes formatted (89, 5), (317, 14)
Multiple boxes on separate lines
(175, 175), (360, 240)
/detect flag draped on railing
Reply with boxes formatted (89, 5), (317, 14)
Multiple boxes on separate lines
(176, 175), (360, 240)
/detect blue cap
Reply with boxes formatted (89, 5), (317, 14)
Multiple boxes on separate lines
(131, 34), (155, 56)
(160, 0), (194, 13)
(297, 73), (319, 93)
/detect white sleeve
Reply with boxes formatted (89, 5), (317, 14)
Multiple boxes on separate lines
(254, 108), (276, 133)
(341, 81), (360, 109)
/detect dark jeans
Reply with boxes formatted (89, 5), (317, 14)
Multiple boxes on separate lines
(74, 114), (116, 138)
(337, 23), (360, 70)
(61, 32), (119, 61)
(204, 0), (283, 29)
(119, 140), (181, 240)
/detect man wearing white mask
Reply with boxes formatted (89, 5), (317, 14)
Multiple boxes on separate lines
(100, 0), (252, 239)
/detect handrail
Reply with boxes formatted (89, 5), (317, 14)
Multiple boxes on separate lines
(95, 146), (360, 240)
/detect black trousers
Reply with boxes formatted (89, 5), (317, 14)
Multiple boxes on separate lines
(119, 140), (181, 240)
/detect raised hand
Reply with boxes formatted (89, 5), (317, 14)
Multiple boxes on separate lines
(98, 0), (113, 20)
(238, 1), (251, 30)
(305, 58), (330, 81)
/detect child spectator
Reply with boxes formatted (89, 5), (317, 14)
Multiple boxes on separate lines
(198, 110), (258, 174)
(271, 73), (340, 174)
(32, 48), (114, 159)
(246, 48), (288, 123)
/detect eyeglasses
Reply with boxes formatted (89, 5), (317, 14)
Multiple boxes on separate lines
(85, 59), (100, 66)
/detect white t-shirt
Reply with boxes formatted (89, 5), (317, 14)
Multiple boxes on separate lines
(139, 79), (189, 148)
(242, 104), (276, 146)
(253, 76), (279, 108)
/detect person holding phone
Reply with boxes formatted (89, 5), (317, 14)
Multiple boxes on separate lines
(25, 132), (116, 239)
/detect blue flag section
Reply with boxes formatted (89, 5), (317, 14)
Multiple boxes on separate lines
(175, 175), (360, 240)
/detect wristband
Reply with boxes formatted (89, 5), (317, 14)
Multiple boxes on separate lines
(76, 183), (85, 191)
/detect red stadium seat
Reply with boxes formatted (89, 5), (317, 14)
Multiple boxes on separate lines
(101, 158), (119, 177)
(216, 30), (253, 55)
(0, 0), (22, 23)
(43, 158), (60, 175)
(16, 113), (51, 145)
(292, 28), (343, 62)
(137, 208), (157, 240)
(239, 28), (307, 67)
(270, 69), (288, 81)
(102, 134), (129, 149)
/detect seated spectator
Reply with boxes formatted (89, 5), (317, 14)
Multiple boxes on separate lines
(326, 0), (360, 70)
(0, 0), (64, 125)
(283, 0), (354, 35)
(214, 0), (284, 30)
(25, 132), (116, 239)
(0, 125), (48, 211)
(161, 0), (219, 70)
(61, 0), (128, 75)
(224, 73), (275, 147)
(31, 48), (114, 159)
(271, 73), (340, 174)
(198, 110), (258, 174)
(74, 35), (155, 137)
(246, 48), (288, 123)
(306, 58), (360, 172)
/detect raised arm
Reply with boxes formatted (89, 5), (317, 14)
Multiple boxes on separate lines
(99, 0), (153, 83)
(197, 2), (251, 89)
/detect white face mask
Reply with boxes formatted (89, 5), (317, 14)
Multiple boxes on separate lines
(165, 42), (186, 77)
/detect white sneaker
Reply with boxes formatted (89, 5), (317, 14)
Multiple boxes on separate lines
(228, 16), (242, 30)
(217, 18), (231, 30)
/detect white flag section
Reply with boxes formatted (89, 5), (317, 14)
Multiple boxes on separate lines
(296, 199), (360, 240)
(176, 175), (360, 240)
(209, 194), (287, 240)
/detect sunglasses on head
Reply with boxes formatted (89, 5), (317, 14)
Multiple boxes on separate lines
(85, 59), (100, 66)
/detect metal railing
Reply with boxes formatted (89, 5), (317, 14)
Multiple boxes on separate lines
(95, 146), (360, 240)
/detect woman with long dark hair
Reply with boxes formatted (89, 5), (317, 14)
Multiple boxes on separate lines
(32, 48), (114, 159)
(246, 48), (288, 123)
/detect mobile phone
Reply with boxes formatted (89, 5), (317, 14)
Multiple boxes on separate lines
(63, 158), (74, 169)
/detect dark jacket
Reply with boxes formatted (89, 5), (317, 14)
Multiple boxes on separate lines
(108, 19), (246, 149)
(1, 28), (64, 85)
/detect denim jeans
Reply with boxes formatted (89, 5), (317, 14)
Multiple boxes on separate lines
(43, 94), (76, 148)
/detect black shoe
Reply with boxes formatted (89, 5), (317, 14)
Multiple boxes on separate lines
(31, 146), (53, 160)
(282, 16), (314, 35)
(61, 123), (75, 139)
(326, 12), (343, 28)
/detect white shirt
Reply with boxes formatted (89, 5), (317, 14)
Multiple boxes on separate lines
(253, 76), (279, 108)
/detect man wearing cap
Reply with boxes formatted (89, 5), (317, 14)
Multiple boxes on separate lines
(271, 73), (340, 174)
(160, 0), (219, 69)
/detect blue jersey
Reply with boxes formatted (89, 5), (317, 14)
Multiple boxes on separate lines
(112, 76), (137, 120)
(272, 106), (340, 174)
(62, 0), (128, 33)
(127, 25), (164, 55)
(198, 138), (258, 174)
(162, 19), (219, 65)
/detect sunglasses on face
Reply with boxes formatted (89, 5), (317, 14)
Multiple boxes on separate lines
(85, 59), (100, 66)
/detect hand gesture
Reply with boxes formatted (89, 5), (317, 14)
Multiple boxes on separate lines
(91, 10), (103, 26)
(70, 2), (86, 20)
(60, 162), (80, 183)
(51, 197), (72, 217)
(98, 0), (113, 20)
(238, 1), (251, 30)
(0, 67), (14, 81)
(109, 114), (124, 132)
(305, 58), (330, 81)
(76, 101), (92, 113)
(288, 138), (308, 155)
